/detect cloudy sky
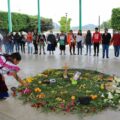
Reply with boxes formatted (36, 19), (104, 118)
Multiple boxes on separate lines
(0, 0), (120, 26)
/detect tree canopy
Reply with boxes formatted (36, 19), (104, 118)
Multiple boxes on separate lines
(111, 8), (120, 31)
(59, 16), (71, 33)
(0, 11), (53, 32)
(100, 20), (111, 29)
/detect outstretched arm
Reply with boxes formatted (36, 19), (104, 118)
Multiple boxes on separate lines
(11, 72), (27, 87)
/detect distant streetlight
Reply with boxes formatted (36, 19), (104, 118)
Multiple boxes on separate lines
(65, 13), (67, 33)
(98, 16), (100, 32)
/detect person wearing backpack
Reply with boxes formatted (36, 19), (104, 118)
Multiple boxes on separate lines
(0, 52), (27, 99)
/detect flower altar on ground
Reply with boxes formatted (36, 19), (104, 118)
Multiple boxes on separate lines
(16, 67), (120, 114)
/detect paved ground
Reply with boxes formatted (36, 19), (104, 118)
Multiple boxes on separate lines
(0, 46), (120, 120)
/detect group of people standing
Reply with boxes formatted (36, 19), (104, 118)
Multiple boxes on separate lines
(0, 28), (120, 58)
(65, 27), (120, 58)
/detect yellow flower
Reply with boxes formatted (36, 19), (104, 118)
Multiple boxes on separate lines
(37, 93), (45, 99)
(71, 96), (75, 100)
(34, 88), (42, 92)
(90, 95), (97, 100)
(26, 77), (33, 83)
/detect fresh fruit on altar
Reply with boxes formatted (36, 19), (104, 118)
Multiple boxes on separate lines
(34, 88), (42, 92)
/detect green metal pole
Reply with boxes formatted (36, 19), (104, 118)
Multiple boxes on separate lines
(79, 0), (82, 31)
(8, 0), (12, 32)
(38, 0), (41, 33)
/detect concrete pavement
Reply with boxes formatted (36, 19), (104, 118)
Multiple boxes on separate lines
(0, 47), (120, 120)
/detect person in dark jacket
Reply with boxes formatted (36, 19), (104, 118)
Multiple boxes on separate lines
(47, 31), (57, 55)
(38, 33), (46, 55)
(33, 30), (38, 54)
(102, 28), (111, 58)
(85, 30), (92, 56)
(14, 32), (20, 52)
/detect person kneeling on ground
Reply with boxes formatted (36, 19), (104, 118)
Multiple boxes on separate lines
(0, 52), (27, 99)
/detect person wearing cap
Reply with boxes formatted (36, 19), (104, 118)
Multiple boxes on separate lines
(92, 27), (101, 56)
(102, 28), (111, 58)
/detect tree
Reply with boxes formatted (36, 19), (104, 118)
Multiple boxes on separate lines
(0, 11), (53, 32)
(111, 8), (120, 31)
(59, 16), (71, 33)
(100, 20), (111, 29)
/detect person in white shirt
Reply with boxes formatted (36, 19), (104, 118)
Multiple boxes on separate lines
(76, 30), (84, 55)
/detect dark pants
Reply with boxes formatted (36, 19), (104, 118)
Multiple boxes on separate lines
(102, 44), (109, 58)
(70, 42), (75, 55)
(94, 43), (99, 55)
(33, 42), (38, 54)
(114, 46), (119, 57)
(20, 42), (25, 53)
(77, 42), (82, 55)
(86, 44), (91, 55)
(0, 74), (9, 99)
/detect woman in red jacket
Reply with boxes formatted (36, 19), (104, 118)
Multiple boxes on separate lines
(111, 32), (120, 57)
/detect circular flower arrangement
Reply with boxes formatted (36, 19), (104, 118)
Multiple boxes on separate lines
(17, 69), (120, 113)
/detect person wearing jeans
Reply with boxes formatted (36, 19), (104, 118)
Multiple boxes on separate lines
(111, 32), (120, 57)
(85, 30), (92, 56)
(102, 28), (111, 58)
(26, 32), (33, 54)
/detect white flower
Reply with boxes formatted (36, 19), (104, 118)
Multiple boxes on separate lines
(101, 93), (105, 98)
(108, 92), (113, 99)
(104, 99), (108, 102)
(114, 77), (120, 83)
(115, 89), (120, 93)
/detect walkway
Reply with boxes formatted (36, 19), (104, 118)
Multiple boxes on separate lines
(0, 47), (120, 120)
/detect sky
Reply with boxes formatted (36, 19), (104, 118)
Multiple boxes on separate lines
(0, 0), (120, 26)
